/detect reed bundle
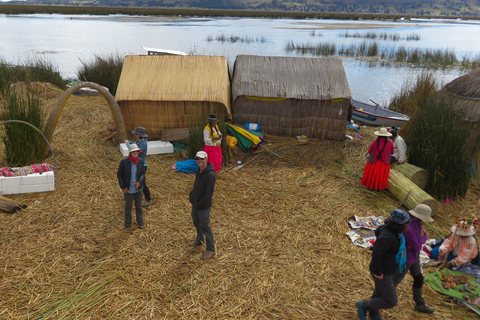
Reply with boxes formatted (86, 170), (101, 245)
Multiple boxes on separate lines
(388, 169), (438, 215)
(0, 90), (479, 319)
(390, 162), (428, 190)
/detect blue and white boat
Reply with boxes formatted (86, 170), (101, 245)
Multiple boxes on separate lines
(352, 100), (410, 127)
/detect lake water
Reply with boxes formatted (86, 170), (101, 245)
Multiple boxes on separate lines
(1, 13), (480, 104)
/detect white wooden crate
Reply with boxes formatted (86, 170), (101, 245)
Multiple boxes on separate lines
(120, 141), (174, 157)
(0, 171), (55, 195)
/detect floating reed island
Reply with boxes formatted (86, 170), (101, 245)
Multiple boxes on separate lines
(1, 87), (480, 319)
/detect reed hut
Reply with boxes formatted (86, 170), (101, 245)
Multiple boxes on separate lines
(115, 55), (232, 138)
(231, 55), (352, 140)
(441, 68), (480, 152)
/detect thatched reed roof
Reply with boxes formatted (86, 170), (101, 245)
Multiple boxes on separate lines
(443, 67), (480, 122)
(115, 55), (232, 117)
(232, 55), (351, 101)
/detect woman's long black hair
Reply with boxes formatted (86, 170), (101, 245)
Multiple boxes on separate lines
(376, 136), (388, 160)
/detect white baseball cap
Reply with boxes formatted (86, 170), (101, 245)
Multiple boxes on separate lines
(195, 151), (208, 159)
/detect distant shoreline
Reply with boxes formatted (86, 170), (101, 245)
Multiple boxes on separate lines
(0, 4), (479, 21)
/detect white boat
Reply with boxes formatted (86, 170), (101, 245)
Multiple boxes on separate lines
(142, 47), (187, 56)
(352, 100), (410, 127)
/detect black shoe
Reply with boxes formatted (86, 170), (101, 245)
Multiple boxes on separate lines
(415, 304), (434, 314)
(190, 240), (202, 247)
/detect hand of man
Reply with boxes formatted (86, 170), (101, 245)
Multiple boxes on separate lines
(374, 274), (384, 280)
(122, 188), (128, 194)
(446, 261), (453, 269)
(135, 182), (140, 188)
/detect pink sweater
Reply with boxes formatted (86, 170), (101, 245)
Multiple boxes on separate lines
(439, 235), (479, 266)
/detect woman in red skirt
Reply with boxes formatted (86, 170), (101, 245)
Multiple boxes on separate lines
(361, 128), (394, 190)
(203, 113), (223, 172)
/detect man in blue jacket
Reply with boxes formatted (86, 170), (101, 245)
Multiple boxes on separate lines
(125, 126), (152, 207)
(189, 151), (216, 260)
(117, 144), (145, 230)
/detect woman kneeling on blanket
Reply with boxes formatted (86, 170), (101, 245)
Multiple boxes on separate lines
(435, 218), (479, 269)
(356, 209), (410, 320)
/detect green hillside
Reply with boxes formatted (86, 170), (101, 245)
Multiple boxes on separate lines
(4, 0), (480, 16)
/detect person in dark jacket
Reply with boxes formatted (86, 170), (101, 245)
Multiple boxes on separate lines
(356, 209), (410, 320)
(189, 150), (216, 260)
(125, 126), (152, 207)
(117, 144), (146, 230)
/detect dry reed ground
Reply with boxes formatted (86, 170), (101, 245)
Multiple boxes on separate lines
(1, 92), (479, 319)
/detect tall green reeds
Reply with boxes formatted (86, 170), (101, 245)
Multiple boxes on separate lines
(1, 90), (47, 167)
(405, 94), (470, 200)
(388, 72), (437, 116)
(0, 58), (64, 93)
(77, 53), (124, 95)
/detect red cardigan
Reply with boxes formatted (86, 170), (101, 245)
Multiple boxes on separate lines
(368, 138), (394, 164)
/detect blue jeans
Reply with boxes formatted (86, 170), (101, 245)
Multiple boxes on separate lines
(191, 206), (215, 252)
(124, 191), (144, 227)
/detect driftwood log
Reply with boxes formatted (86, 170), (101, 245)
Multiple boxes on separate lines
(0, 195), (27, 213)
(391, 162), (428, 190)
(388, 169), (438, 215)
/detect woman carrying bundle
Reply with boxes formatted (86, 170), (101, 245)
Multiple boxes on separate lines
(361, 128), (394, 191)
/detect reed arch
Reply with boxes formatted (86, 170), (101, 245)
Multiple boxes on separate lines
(45, 81), (127, 145)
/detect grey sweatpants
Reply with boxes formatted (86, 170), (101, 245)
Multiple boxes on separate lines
(124, 191), (144, 227)
(191, 206), (215, 252)
(364, 274), (398, 317)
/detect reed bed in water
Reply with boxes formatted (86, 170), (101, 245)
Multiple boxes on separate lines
(339, 31), (404, 41)
(206, 34), (268, 43)
(1, 92), (480, 318)
(286, 40), (480, 69)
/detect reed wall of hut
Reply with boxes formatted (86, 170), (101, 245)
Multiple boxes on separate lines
(118, 101), (227, 139)
(115, 55), (232, 138)
(231, 55), (352, 140)
(442, 68), (480, 152)
(233, 97), (350, 140)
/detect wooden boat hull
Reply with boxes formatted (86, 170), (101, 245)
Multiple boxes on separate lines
(352, 100), (409, 127)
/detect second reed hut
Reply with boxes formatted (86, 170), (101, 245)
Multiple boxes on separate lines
(231, 55), (352, 140)
(441, 67), (480, 152)
(115, 55), (232, 138)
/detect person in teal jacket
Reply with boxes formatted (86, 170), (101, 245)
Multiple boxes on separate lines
(125, 126), (152, 207)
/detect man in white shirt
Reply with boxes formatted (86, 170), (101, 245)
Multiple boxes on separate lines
(389, 127), (407, 164)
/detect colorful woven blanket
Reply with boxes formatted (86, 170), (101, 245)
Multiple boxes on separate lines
(1, 163), (54, 177)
